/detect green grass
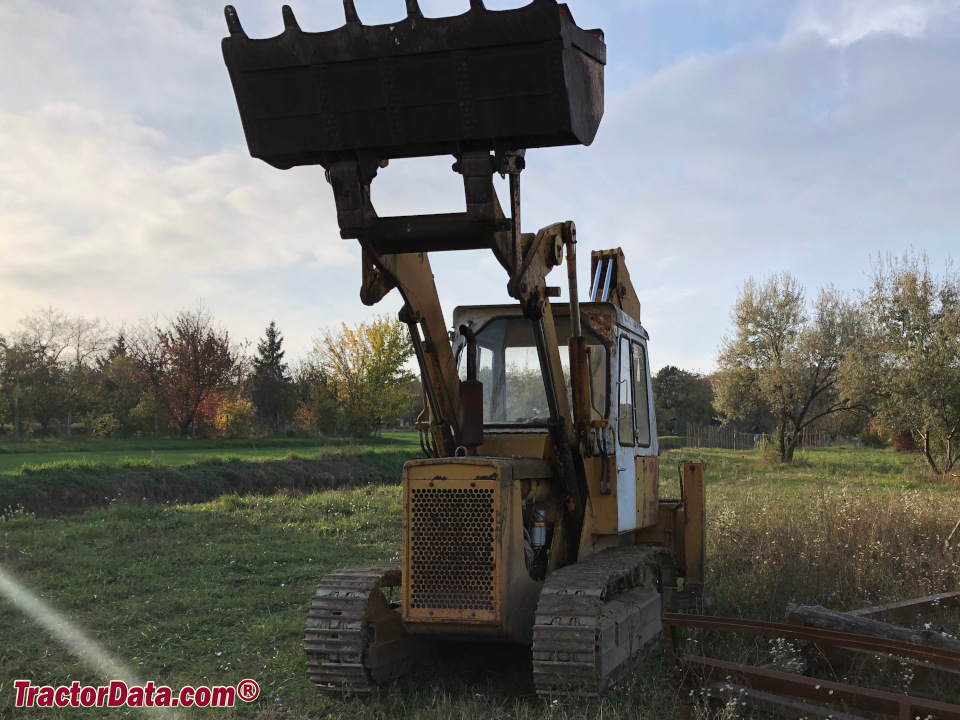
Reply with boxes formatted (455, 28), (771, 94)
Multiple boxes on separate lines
(1, 445), (959, 718)
(0, 431), (420, 475)
(0, 432), (422, 518)
(661, 445), (938, 492)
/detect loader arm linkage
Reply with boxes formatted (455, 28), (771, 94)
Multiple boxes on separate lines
(222, 0), (708, 701)
(222, 0), (606, 540)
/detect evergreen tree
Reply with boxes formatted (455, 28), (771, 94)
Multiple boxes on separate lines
(98, 332), (127, 370)
(251, 321), (292, 432)
(108, 333), (127, 361)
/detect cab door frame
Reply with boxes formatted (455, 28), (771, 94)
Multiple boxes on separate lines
(614, 330), (659, 532)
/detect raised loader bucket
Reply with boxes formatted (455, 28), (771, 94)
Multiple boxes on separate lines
(222, 0), (605, 169)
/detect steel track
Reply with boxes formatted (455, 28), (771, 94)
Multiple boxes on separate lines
(305, 563), (416, 698)
(532, 545), (671, 697)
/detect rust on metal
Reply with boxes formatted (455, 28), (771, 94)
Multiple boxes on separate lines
(682, 655), (960, 720)
(679, 463), (706, 593)
(663, 613), (960, 668)
(305, 563), (420, 698)
(663, 612), (960, 720)
(404, 477), (501, 622)
(533, 545), (669, 697)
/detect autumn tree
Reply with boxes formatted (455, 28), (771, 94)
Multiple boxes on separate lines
(714, 273), (862, 462)
(846, 253), (960, 475)
(293, 360), (338, 435)
(129, 306), (242, 435)
(312, 315), (415, 436)
(251, 321), (293, 433)
(652, 366), (715, 435)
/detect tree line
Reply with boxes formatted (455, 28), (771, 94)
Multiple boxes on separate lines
(657, 251), (960, 476)
(4, 252), (957, 475)
(0, 307), (418, 440)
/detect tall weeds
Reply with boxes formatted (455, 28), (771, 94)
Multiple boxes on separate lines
(710, 483), (960, 620)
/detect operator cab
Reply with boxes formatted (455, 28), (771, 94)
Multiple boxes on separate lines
(453, 302), (659, 535)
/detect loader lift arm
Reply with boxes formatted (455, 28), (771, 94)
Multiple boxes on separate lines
(220, 0), (607, 548)
(223, 1), (711, 699)
(326, 145), (588, 554)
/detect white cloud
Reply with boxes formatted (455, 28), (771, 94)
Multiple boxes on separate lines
(501, 9), (960, 370)
(788, 0), (960, 45)
(0, 102), (354, 345)
(2, 0), (960, 373)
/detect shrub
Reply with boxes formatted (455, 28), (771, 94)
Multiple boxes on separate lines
(860, 429), (890, 449)
(659, 435), (686, 451)
(215, 397), (255, 439)
(892, 430), (918, 453)
(86, 413), (118, 438)
(755, 435), (782, 465)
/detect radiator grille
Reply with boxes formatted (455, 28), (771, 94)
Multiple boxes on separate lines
(409, 484), (498, 616)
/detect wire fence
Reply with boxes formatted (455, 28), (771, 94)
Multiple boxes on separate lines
(686, 423), (758, 450)
(685, 423), (836, 450)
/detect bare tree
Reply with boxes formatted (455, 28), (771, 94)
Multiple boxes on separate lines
(15, 306), (71, 365)
(64, 315), (110, 370)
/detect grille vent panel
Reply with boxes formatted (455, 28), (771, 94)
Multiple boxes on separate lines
(408, 482), (499, 618)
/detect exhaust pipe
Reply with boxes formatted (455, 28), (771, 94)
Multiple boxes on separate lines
(458, 325), (484, 456)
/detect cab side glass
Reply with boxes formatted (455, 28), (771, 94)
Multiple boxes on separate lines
(633, 342), (651, 447)
(618, 336), (634, 446)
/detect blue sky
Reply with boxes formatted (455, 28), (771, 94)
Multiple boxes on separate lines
(2, 0), (959, 373)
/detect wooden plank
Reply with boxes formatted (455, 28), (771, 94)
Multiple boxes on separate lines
(850, 592), (960, 624)
(786, 603), (960, 654)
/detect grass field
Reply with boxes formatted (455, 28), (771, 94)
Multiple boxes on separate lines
(1, 444), (959, 718)
(0, 432), (421, 475)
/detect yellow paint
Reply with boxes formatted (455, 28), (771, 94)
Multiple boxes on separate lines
(583, 455), (618, 535)
(635, 457), (659, 529)
(478, 433), (550, 460)
(400, 458), (544, 642)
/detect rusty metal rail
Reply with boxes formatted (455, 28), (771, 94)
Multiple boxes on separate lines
(663, 613), (960, 669)
(663, 612), (960, 720)
(850, 591), (960, 623)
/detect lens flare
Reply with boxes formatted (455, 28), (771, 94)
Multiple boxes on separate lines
(0, 565), (175, 718)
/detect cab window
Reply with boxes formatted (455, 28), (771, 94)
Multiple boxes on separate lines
(618, 336), (634, 446)
(633, 342), (651, 447)
(458, 317), (608, 425)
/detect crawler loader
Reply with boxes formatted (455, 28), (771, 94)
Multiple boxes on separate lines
(222, 0), (707, 697)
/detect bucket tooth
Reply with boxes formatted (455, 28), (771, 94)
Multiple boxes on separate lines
(342, 0), (361, 24)
(281, 5), (300, 30)
(223, 5), (246, 36)
(222, 0), (606, 166)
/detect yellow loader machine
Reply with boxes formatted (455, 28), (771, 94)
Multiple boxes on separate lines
(222, 0), (706, 697)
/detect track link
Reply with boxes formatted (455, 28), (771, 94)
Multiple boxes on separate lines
(305, 563), (418, 699)
(532, 546), (672, 697)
